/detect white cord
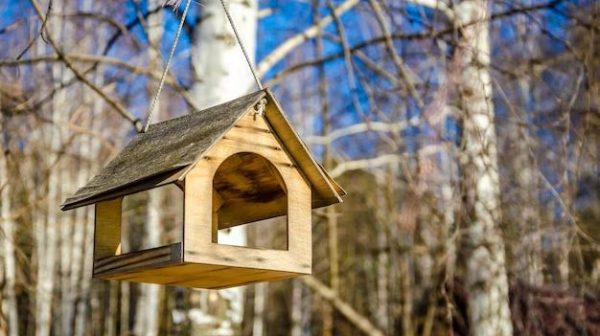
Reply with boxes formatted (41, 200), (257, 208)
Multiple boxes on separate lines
(218, 0), (263, 91)
(143, 0), (193, 133)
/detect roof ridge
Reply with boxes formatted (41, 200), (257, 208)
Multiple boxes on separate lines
(145, 90), (267, 132)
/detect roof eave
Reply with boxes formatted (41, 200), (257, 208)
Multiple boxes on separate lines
(263, 88), (344, 205)
(61, 167), (188, 211)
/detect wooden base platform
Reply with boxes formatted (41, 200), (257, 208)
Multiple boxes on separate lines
(93, 243), (301, 289)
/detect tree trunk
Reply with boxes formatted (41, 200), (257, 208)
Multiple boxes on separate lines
(1, 106), (19, 336)
(252, 283), (267, 336)
(134, 2), (165, 334)
(37, 5), (66, 334)
(190, 0), (258, 333)
(74, 61), (103, 336)
(504, 19), (543, 284)
(191, 0), (259, 109)
(454, 1), (513, 335)
(290, 280), (303, 336)
(133, 186), (164, 336)
(372, 171), (390, 333)
(58, 4), (77, 333)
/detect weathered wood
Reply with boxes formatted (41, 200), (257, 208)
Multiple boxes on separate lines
(98, 262), (299, 289)
(94, 243), (182, 276)
(184, 109), (312, 275)
(63, 168), (186, 211)
(62, 89), (344, 211)
(94, 198), (123, 261)
(213, 151), (288, 229)
(262, 89), (345, 205)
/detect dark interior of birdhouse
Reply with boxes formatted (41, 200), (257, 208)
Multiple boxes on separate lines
(212, 152), (288, 251)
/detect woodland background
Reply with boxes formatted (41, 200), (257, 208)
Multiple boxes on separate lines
(0, 0), (599, 335)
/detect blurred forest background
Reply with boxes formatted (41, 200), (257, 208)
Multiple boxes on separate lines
(0, 0), (599, 335)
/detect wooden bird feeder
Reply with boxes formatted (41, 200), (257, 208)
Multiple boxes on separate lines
(61, 89), (345, 289)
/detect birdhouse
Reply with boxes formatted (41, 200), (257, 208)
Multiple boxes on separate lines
(61, 89), (345, 289)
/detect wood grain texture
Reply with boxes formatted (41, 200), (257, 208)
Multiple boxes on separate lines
(213, 152), (288, 229)
(97, 262), (300, 289)
(184, 109), (312, 275)
(262, 89), (345, 205)
(94, 243), (182, 277)
(94, 198), (123, 261)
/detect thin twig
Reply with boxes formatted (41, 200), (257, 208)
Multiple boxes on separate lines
(301, 276), (385, 336)
(368, 0), (425, 109)
(16, 0), (52, 60)
(29, 0), (143, 132)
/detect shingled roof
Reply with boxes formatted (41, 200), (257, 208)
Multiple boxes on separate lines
(62, 89), (344, 211)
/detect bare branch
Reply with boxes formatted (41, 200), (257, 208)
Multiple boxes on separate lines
(403, 0), (455, 21)
(24, 2), (145, 131)
(301, 276), (385, 336)
(368, 0), (425, 109)
(257, 0), (359, 77)
(329, 145), (443, 178)
(306, 116), (420, 145)
(258, 8), (273, 19)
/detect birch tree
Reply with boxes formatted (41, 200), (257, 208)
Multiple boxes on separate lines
(453, 1), (513, 334)
(190, 0), (258, 333)
(0, 98), (19, 336)
(191, 0), (258, 109)
(37, 1), (67, 333)
(134, 1), (165, 334)
(367, 0), (513, 334)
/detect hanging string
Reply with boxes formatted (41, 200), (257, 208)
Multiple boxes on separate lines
(219, 0), (264, 91)
(143, 0), (193, 133)
(144, 0), (262, 132)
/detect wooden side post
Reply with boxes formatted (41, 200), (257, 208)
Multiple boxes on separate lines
(94, 198), (123, 261)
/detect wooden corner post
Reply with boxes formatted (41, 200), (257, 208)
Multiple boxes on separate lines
(94, 198), (123, 263)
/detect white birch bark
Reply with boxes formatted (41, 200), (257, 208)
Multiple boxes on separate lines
(134, 188), (163, 336)
(74, 2), (105, 333)
(510, 113), (543, 285)
(290, 280), (303, 336)
(507, 16), (543, 285)
(252, 283), (267, 336)
(373, 172), (389, 333)
(454, 1), (513, 335)
(58, 3), (77, 333)
(190, 0), (258, 333)
(74, 64), (103, 336)
(0, 108), (19, 336)
(105, 282), (119, 336)
(135, 2), (164, 333)
(191, 0), (258, 109)
(37, 5), (67, 334)
(69, 135), (90, 335)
